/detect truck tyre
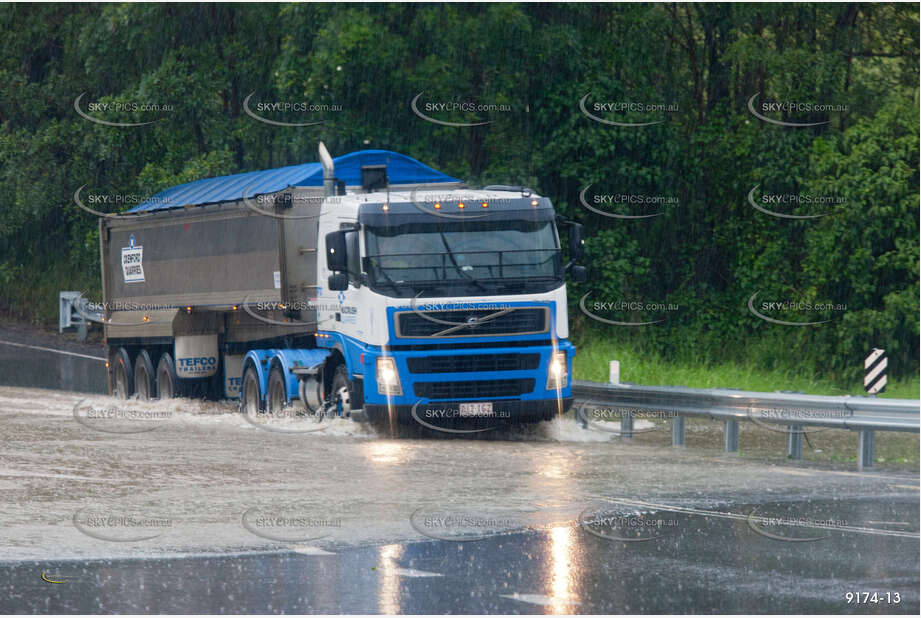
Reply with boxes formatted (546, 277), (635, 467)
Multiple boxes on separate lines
(134, 350), (156, 400)
(240, 364), (264, 415)
(111, 347), (134, 399)
(267, 366), (287, 414)
(330, 365), (354, 417)
(156, 353), (179, 399)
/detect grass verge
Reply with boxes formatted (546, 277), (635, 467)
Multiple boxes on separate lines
(572, 333), (920, 400)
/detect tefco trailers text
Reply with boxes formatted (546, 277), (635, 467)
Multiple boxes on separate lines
(100, 144), (585, 424)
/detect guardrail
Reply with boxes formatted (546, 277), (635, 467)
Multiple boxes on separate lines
(59, 291), (102, 342)
(572, 380), (920, 471)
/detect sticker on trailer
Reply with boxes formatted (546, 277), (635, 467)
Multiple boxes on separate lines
(223, 354), (245, 399)
(121, 235), (144, 283)
(175, 334), (219, 378)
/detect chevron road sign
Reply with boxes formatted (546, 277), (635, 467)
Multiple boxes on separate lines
(864, 348), (887, 394)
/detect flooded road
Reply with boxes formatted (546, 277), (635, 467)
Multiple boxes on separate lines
(0, 340), (918, 613)
(2, 497), (917, 613)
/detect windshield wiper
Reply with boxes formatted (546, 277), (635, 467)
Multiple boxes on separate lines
(438, 231), (491, 293)
(371, 262), (423, 294)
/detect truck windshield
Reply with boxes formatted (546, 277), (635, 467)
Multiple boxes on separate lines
(364, 220), (563, 297)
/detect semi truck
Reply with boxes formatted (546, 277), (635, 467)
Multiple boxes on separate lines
(98, 143), (585, 426)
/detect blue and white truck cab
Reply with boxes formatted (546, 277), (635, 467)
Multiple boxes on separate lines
(303, 144), (586, 425)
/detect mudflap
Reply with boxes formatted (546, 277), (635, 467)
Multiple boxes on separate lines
(349, 409), (369, 423)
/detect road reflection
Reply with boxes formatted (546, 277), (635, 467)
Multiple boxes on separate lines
(377, 544), (404, 614)
(548, 525), (579, 613)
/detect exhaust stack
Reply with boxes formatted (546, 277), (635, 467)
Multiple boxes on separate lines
(318, 142), (334, 197)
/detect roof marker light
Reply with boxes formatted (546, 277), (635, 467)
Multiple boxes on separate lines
(531, 199), (539, 207)
(434, 202), (442, 210)
(382, 204), (389, 212)
(481, 201), (488, 208)
(457, 202), (465, 209)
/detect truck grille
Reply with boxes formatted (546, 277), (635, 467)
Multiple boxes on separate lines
(414, 378), (535, 399)
(395, 308), (548, 338)
(407, 353), (540, 374)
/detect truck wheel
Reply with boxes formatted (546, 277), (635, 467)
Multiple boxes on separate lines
(240, 364), (264, 415)
(156, 354), (179, 399)
(330, 365), (354, 417)
(111, 347), (134, 399)
(134, 350), (156, 400)
(267, 366), (287, 414)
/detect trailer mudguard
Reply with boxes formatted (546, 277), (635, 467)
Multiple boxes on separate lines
(241, 350), (275, 402)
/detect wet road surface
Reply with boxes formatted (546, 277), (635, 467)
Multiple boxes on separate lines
(0, 340), (918, 613)
(2, 496), (917, 613)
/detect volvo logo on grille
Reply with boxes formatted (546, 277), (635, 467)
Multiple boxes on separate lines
(395, 306), (548, 338)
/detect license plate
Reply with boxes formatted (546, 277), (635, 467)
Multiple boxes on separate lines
(459, 402), (493, 417)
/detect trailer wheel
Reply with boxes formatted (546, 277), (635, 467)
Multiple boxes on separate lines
(267, 366), (287, 414)
(156, 353), (179, 399)
(111, 347), (134, 399)
(134, 350), (156, 400)
(240, 364), (264, 415)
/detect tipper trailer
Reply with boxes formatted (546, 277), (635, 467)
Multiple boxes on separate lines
(99, 144), (585, 425)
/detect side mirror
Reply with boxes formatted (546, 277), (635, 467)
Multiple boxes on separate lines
(326, 230), (348, 272)
(328, 272), (349, 291)
(569, 223), (584, 262)
(570, 264), (587, 282)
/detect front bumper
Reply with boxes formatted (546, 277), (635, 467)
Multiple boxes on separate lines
(364, 397), (574, 425)
(362, 340), (575, 407)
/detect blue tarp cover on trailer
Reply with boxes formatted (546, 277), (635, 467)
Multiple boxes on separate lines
(129, 150), (461, 213)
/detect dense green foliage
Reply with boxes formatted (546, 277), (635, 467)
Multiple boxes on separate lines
(0, 3), (917, 386)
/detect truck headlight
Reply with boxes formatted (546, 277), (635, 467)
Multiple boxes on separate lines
(376, 357), (402, 395)
(547, 351), (568, 389)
